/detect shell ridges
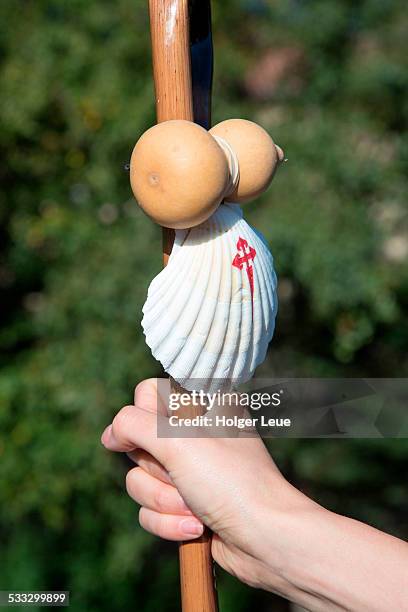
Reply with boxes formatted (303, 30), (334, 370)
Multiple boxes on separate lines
(141, 204), (278, 391)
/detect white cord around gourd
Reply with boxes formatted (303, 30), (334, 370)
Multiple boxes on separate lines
(212, 135), (240, 198)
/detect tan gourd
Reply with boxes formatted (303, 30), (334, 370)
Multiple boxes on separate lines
(130, 118), (284, 228)
(210, 118), (284, 203)
(130, 120), (230, 229)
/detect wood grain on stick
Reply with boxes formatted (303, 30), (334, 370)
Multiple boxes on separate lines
(149, 0), (194, 124)
(148, 1), (218, 610)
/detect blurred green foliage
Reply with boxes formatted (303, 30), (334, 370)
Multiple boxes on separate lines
(0, 0), (407, 610)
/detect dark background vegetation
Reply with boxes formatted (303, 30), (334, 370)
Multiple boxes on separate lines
(1, 0), (407, 610)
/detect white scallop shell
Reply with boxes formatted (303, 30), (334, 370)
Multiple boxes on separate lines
(142, 203), (278, 392)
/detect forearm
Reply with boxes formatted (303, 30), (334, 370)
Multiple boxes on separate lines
(103, 385), (407, 611)
(258, 497), (408, 611)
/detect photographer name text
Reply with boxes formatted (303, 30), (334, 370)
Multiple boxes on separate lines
(169, 415), (291, 429)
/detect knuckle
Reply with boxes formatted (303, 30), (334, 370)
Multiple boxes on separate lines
(134, 378), (156, 402)
(152, 511), (165, 535)
(134, 381), (145, 400)
(153, 486), (169, 513)
(138, 507), (147, 530)
(125, 467), (140, 495)
(112, 406), (133, 441)
(139, 507), (159, 536)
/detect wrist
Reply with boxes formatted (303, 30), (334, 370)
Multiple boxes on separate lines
(253, 481), (329, 604)
(255, 491), (405, 612)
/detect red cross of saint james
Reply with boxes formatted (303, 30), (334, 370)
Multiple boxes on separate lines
(232, 236), (257, 301)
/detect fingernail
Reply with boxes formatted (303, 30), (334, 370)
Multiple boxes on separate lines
(180, 519), (204, 537)
(101, 425), (112, 446)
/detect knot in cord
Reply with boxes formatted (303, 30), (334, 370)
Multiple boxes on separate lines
(212, 135), (240, 198)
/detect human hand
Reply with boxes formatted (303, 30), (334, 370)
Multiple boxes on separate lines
(101, 378), (317, 593)
(102, 379), (408, 610)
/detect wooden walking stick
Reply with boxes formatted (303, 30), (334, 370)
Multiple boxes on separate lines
(129, 2), (284, 608)
(148, 1), (218, 610)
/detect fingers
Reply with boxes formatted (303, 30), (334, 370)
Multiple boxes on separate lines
(134, 378), (170, 416)
(101, 403), (171, 467)
(102, 378), (203, 542)
(127, 449), (172, 485)
(139, 507), (203, 541)
(126, 467), (191, 515)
